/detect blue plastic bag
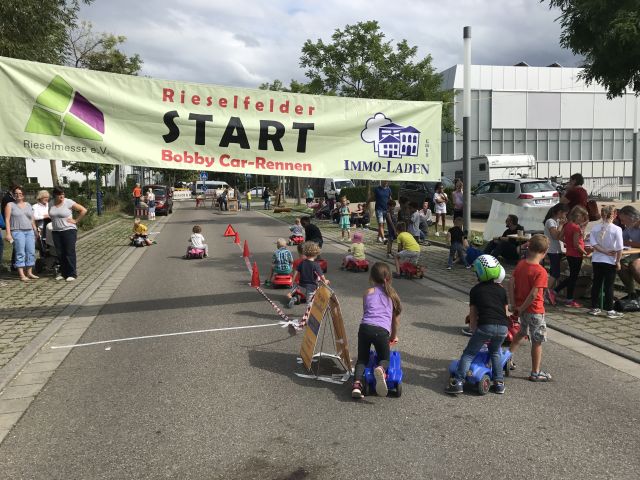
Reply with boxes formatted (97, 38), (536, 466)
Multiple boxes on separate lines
(0, 212), (5, 230)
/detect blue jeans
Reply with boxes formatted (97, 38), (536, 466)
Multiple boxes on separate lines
(454, 323), (508, 383)
(0, 229), (4, 266)
(448, 242), (468, 267)
(12, 229), (36, 268)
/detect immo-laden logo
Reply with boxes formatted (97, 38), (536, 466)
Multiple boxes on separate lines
(360, 113), (420, 159)
(25, 75), (104, 141)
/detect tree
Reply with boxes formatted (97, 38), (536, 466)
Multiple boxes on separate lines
(65, 161), (114, 197)
(546, 0), (640, 98)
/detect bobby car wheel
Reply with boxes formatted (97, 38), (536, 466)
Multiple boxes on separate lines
(477, 374), (491, 395)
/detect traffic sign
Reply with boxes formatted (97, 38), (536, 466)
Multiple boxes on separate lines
(200, 171), (207, 180)
(201, 184), (208, 191)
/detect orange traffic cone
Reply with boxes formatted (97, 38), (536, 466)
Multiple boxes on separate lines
(251, 262), (260, 287)
(243, 240), (251, 258)
(234, 232), (240, 244)
(224, 224), (236, 237)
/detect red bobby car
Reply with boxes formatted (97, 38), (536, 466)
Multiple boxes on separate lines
(271, 273), (293, 288)
(288, 235), (305, 246)
(316, 258), (328, 273)
(399, 262), (424, 279)
(341, 258), (369, 272)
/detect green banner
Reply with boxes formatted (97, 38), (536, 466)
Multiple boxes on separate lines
(0, 56), (441, 181)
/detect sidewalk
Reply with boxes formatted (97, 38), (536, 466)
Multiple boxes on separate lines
(262, 208), (640, 364)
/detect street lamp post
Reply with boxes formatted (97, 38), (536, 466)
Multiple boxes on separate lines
(462, 26), (472, 232)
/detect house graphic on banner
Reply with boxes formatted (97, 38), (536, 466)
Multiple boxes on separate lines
(361, 113), (420, 159)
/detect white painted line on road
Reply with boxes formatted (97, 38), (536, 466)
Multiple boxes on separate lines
(50, 322), (285, 350)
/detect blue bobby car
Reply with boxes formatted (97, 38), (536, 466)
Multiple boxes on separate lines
(363, 350), (403, 397)
(448, 345), (513, 395)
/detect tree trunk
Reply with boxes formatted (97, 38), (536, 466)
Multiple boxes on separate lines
(50, 160), (59, 187)
(115, 165), (121, 193)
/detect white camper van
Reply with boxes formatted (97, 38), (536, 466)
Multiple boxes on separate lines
(324, 178), (355, 199)
(443, 154), (536, 187)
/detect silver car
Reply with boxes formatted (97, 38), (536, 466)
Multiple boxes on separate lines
(471, 179), (559, 215)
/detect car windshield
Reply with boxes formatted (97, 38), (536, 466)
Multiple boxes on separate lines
(335, 181), (353, 189)
(152, 188), (165, 197)
(521, 181), (555, 193)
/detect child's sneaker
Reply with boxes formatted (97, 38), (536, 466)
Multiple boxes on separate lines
(529, 371), (552, 382)
(461, 327), (473, 336)
(351, 381), (364, 399)
(587, 308), (602, 316)
(264, 280), (271, 287)
(373, 366), (388, 397)
(606, 310), (624, 318)
(445, 378), (463, 394)
(446, 266), (452, 270)
(565, 300), (582, 308)
(465, 265), (472, 269)
(286, 297), (295, 309)
(493, 382), (505, 394)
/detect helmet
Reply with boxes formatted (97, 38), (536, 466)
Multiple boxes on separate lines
(473, 255), (502, 282)
(494, 265), (506, 284)
(470, 235), (484, 247)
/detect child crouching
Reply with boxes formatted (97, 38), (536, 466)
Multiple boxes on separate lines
(130, 218), (152, 246)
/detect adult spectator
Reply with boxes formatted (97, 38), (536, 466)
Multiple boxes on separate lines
(542, 203), (569, 302)
(617, 205), (640, 299)
(560, 173), (588, 210)
(433, 182), (448, 234)
(300, 216), (323, 248)
(4, 186), (39, 281)
(305, 185), (315, 206)
(483, 214), (524, 263)
(32, 190), (51, 232)
(262, 187), (271, 209)
(218, 187), (228, 211)
(132, 183), (142, 207)
(49, 187), (87, 281)
(452, 180), (464, 219)
(371, 181), (392, 243)
(1, 184), (18, 270)
(419, 201), (434, 240)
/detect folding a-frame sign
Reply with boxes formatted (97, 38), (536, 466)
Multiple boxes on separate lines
(298, 284), (352, 383)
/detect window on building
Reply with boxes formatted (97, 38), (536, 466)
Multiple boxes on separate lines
(28, 177), (38, 184)
(479, 163), (486, 171)
(62, 176), (68, 184)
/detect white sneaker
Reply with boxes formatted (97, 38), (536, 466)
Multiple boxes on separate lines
(55, 275), (64, 281)
(374, 366), (388, 397)
(587, 308), (601, 316)
(66, 277), (76, 282)
(606, 310), (623, 318)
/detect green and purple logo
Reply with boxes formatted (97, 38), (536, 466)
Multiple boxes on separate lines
(25, 75), (104, 141)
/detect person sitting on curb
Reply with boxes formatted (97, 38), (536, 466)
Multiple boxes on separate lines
(483, 214), (524, 264)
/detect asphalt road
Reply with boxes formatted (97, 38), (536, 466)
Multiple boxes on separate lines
(1, 203), (639, 479)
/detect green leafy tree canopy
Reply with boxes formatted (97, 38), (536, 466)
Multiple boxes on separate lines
(547, 0), (640, 98)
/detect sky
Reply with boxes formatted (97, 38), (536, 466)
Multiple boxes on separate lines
(80, 0), (579, 88)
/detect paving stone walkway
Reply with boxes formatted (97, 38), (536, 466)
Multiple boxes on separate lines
(0, 218), (141, 368)
(263, 207), (640, 363)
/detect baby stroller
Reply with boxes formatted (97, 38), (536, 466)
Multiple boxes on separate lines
(35, 223), (59, 276)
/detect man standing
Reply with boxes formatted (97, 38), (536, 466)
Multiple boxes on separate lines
(371, 181), (392, 243)
(132, 183), (142, 207)
(305, 185), (315, 205)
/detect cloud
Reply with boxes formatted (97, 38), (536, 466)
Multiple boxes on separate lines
(361, 113), (392, 152)
(79, 0), (579, 89)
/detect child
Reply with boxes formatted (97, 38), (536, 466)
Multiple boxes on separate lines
(446, 254), (509, 394)
(339, 197), (351, 240)
(418, 201), (433, 240)
(146, 189), (156, 220)
(433, 182), (448, 233)
(266, 238), (293, 286)
(385, 199), (398, 259)
(393, 222), (420, 277)
(187, 224), (208, 257)
(343, 232), (366, 266)
(447, 217), (470, 270)
(352, 262), (402, 399)
(542, 203), (569, 304)
(552, 205), (589, 307)
(130, 218), (152, 246)
(508, 234), (552, 382)
(288, 241), (328, 307)
(407, 202), (421, 242)
(292, 242), (306, 276)
(289, 218), (305, 242)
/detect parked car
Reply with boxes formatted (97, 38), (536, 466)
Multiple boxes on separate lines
(470, 178), (559, 215)
(399, 176), (455, 210)
(143, 184), (173, 215)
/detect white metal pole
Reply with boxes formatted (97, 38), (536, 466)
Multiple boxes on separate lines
(633, 96), (638, 202)
(463, 26), (472, 231)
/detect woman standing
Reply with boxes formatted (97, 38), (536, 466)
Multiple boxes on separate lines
(452, 180), (464, 219)
(49, 187), (87, 281)
(542, 203), (569, 304)
(588, 206), (624, 318)
(146, 188), (156, 220)
(32, 190), (51, 232)
(433, 182), (448, 234)
(4, 186), (39, 281)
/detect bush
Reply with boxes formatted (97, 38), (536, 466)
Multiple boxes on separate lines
(102, 192), (120, 211)
(78, 206), (98, 231)
(68, 181), (80, 197)
(23, 182), (41, 193)
(340, 184), (400, 203)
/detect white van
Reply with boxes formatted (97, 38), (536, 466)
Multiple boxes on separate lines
(443, 154), (536, 187)
(324, 178), (355, 199)
(193, 180), (229, 196)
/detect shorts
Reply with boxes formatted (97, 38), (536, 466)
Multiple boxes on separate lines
(375, 209), (386, 224)
(435, 206), (446, 215)
(520, 312), (547, 343)
(274, 266), (292, 275)
(397, 250), (419, 263)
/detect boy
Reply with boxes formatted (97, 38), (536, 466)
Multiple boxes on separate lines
(446, 254), (509, 394)
(130, 218), (152, 246)
(508, 234), (552, 382)
(288, 241), (329, 307)
(447, 217), (470, 270)
(266, 238), (293, 286)
(393, 222), (420, 277)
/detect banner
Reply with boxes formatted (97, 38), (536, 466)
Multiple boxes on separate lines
(0, 56), (441, 181)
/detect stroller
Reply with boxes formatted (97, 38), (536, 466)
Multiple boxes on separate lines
(35, 223), (59, 276)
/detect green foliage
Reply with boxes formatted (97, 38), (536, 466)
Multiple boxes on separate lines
(23, 182), (41, 193)
(0, 157), (27, 190)
(78, 206), (97, 231)
(546, 0), (640, 97)
(340, 184), (399, 202)
(67, 180), (81, 197)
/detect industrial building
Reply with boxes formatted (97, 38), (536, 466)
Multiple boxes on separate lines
(440, 63), (639, 199)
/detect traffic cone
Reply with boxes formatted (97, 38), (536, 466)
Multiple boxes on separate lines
(224, 224), (236, 237)
(243, 240), (251, 258)
(251, 262), (260, 287)
(234, 232), (240, 244)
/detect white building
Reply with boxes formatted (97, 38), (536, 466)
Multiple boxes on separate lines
(440, 63), (639, 199)
(25, 158), (143, 188)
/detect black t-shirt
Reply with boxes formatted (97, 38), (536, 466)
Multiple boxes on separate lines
(469, 281), (508, 326)
(502, 224), (524, 244)
(297, 259), (323, 287)
(304, 223), (323, 246)
(448, 226), (466, 244)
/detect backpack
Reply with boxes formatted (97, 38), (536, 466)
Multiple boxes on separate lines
(613, 298), (640, 312)
(587, 199), (601, 222)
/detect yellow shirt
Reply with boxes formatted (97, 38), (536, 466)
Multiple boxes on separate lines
(133, 223), (148, 235)
(397, 232), (420, 252)
(247, 191), (252, 200)
(349, 243), (366, 260)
